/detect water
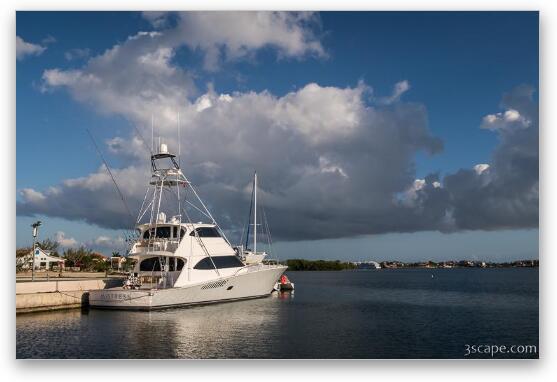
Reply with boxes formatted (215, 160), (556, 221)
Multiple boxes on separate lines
(16, 268), (539, 359)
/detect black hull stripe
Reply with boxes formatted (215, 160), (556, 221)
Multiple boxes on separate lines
(89, 293), (271, 311)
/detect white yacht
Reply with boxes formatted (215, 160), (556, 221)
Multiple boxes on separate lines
(89, 143), (287, 310)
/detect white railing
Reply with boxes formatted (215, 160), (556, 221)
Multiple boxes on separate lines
(133, 239), (179, 254)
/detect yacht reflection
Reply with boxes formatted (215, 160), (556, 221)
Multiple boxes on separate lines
(84, 295), (288, 358)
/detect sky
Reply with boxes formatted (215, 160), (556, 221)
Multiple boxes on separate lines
(16, 11), (539, 261)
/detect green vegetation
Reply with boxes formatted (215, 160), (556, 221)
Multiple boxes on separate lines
(15, 239), (127, 273)
(286, 259), (357, 271)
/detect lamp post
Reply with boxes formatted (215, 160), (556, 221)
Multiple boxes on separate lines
(31, 221), (42, 282)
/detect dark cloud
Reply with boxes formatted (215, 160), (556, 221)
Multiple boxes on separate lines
(442, 85), (539, 230)
(18, 13), (538, 242)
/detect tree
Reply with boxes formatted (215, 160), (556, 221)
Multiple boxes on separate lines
(123, 258), (136, 273)
(37, 238), (60, 255)
(16, 247), (32, 272)
(63, 246), (91, 268)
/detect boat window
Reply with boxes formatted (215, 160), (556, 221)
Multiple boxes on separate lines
(173, 226), (178, 239)
(142, 226), (172, 239)
(181, 229), (186, 238)
(193, 256), (244, 270)
(177, 258), (185, 271)
(189, 227), (221, 238)
(139, 257), (162, 271)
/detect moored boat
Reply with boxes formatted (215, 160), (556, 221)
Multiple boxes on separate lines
(89, 142), (286, 310)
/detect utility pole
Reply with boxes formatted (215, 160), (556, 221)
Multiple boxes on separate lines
(31, 221), (42, 282)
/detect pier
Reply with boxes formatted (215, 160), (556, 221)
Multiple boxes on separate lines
(16, 277), (124, 313)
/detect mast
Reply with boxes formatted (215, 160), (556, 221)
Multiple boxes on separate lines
(254, 171), (257, 254)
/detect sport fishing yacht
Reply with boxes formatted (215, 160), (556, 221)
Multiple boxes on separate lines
(89, 143), (287, 310)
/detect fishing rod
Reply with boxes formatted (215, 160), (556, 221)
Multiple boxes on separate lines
(85, 129), (136, 243)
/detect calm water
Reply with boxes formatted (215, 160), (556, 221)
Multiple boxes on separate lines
(16, 268), (539, 359)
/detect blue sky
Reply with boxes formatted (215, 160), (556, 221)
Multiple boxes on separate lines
(16, 11), (538, 260)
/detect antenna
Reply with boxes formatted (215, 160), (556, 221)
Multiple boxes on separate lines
(151, 114), (154, 153)
(254, 171), (257, 254)
(178, 112), (181, 167)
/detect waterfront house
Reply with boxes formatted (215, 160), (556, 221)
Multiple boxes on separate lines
(19, 247), (65, 270)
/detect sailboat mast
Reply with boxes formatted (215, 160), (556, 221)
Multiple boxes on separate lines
(254, 171), (257, 254)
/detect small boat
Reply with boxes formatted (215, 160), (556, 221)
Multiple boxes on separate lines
(274, 274), (295, 291)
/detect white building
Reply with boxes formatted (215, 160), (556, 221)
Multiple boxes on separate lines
(19, 247), (65, 270)
(110, 256), (127, 271)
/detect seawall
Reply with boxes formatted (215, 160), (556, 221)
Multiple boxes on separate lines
(16, 278), (123, 314)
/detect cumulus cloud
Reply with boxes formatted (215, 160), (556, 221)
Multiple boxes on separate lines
(18, 15), (538, 242)
(16, 36), (46, 60)
(41, 31), (195, 130)
(88, 235), (126, 251)
(414, 85), (538, 232)
(481, 108), (531, 130)
(54, 231), (79, 248)
(169, 12), (326, 70)
(19, 78), (443, 240)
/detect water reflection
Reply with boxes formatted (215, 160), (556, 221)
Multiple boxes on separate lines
(17, 294), (295, 359)
(17, 269), (538, 359)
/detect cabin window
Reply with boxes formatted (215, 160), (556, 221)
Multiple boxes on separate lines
(193, 256), (244, 270)
(189, 227), (221, 238)
(140, 257), (185, 272)
(168, 258), (186, 271)
(142, 226), (172, 239)
(173, 226), (178, 239)
(177, 258), (185, 271)
(139, 257), (162, 271)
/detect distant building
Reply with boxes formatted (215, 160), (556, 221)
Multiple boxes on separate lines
(19, 247), (65, 270)
(110, 256), (127, 271)
(353, 261), (381, 269)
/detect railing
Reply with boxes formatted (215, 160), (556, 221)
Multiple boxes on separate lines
(234, 262), (283, 276)
(133, 239), (179, 254)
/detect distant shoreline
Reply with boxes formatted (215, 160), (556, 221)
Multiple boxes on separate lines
(283, 258), (539, 271)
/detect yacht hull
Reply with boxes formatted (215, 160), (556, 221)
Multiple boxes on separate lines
(88, 265), (287, 310)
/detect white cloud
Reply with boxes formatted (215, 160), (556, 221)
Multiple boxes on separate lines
(24, 16), (533, 239)
(170, 12), (326, 71)
(474, 163), (490, 175)
(380, 80), (410, 104)
(92, 235), (125, 248)
(54, 231), (78, 247)
(481, 108), (531, 130)
(20, 188), (46, 203)
(271, 82), (367, 145)
(42, 31), (195, 130)
(21, 74), (443, 239)
(16, 36), (46, 60)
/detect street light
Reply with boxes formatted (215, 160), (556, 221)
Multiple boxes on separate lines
(31, 221), (42, 282)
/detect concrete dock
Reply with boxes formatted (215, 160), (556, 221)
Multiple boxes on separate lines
(16, 278), (124, 313)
